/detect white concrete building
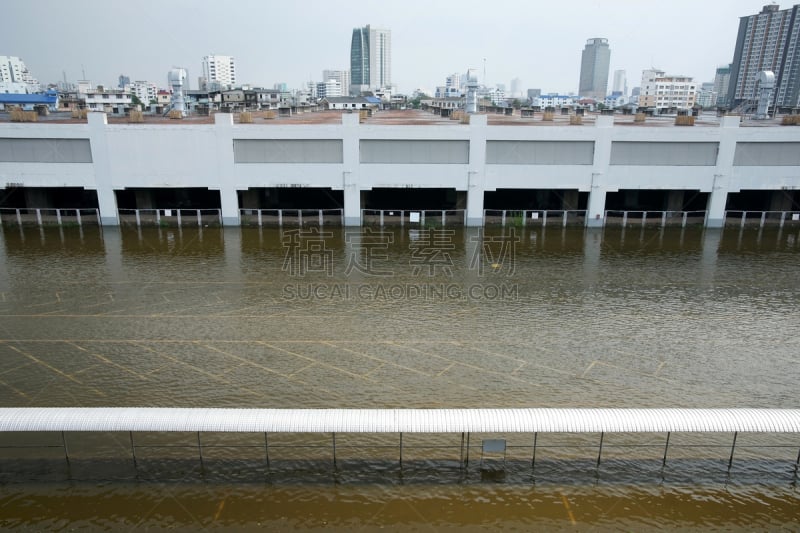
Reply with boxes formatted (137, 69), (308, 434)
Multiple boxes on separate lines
(202, 54), (236, 89)
(128, 81), (158, 106)
(322, 70), (350, 96)
(81, 89), (132, 114)
(532, 94), (577, 108)
(0, 55), (40, 93)
(639, 69), (697, 111)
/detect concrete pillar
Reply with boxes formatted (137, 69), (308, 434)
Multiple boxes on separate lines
(87, 112), (120, 225)
(466, 114), (488, 226)
(586, 115), (613, 227)
(667, 190), (685, 211)
(341, 113), (361, 226)
(213, 113), (240, 226)
(706, 116), (739, 228)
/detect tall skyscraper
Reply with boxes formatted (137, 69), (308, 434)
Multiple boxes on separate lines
(578, 38), (611, 99)
(727, 4), (800, 109)
(201, 54), (236, 89)
(612, 69), (627, 96)
(350, 25), (391, 94)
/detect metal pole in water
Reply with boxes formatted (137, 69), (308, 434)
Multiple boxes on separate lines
(379, 210), (384, 227)
(197, 209), (201, 227)
(661, 211), (667, 228)
(76, 209), (82, 227)
(319, 210), (323, 227)
(662, 432), (671, 470)
(465, 432), (470, 467)
(62, 431), (70, 466)
(622, 211), (628, 227)
(399, 433), (403, 468)
(298, 210), (303, 227)
(760, 212), (766, 228)
(501, 210), (506, 227)
(740, 211), (746, 228)
(130, 431), (137, 468)
(16, 209), (22, 227)
(332, 432), (337, 467)
(642, 211), (647, 227)
(56, 209), (62, 225)
(36, 209), (42, 227)
(441, 210), (445, 227)
(257, 210), (262, 227)
(460, 432), (465, 466)
(197, 431), (204, 469)
(135, 210), (141, 227)
(597, 432), (604, 468)
(779, 211), (786, 229)
(682, 211), (688, 228)
(278, 209), (282, 227)
(531, 432), (538, 469)
(177, 210), (182, 227)
(728, 431), (738, 473)
(264, 432), (270, 469)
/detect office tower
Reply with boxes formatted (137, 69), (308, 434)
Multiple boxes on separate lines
(350, 25), (391, 93)
(714, 64), (732, 107)
(612, 69), (627, 96)
(202, 54), (236, 89)
(578, 38), (611, 99)
(727, 4), (800, 108)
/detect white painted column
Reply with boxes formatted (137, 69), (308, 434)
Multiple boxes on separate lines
(465, 114), (488, 226)
(706, 116), (739, 228)
(341, 113), (361, 226)
(214, 113), (240, 226)
(87, 112), (120, 226)
(586, 115), (614, 228)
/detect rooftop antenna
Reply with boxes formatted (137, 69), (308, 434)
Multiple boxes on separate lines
(81, 64), (86, 80)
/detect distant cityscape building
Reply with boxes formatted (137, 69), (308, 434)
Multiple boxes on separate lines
(578, 38), (610, 99)
(714, 64), (732, 107)
(202, 54), (236, 90)
(612, 69), (627, 96)
(0, 55), (40, 93)
(727, 4), (800, 109)
(129, 80), (158, 105)
(510, 77), (523, 98)
(322, 70), (350, 95)
(350, 25), (391, 93)
(638, 69), (697, 111)
(532, 94), (577, 108)
(697, 82), (717, 108)
(316, 79), (343, 99)
(118, 75), (130, 89)
(445, 72), (461, 90)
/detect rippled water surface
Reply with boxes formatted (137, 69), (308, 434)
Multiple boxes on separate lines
(0, 224), (799, 530)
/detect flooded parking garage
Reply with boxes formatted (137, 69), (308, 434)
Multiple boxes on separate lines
(0, 224), (799, 529)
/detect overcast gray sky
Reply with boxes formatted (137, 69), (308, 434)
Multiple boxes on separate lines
(1, 0), (779, 94)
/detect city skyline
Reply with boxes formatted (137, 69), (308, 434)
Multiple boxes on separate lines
(0, 0), (783, 94)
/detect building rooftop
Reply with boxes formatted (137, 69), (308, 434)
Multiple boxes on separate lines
(0, 108), (795, 127)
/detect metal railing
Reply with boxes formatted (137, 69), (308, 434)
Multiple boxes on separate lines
(483, 209), (587, 227)
(361, 209), (466, 227)
(604, 210), (707, 228)
(118, 208), (222, 227)
(0, 207), (101, 227)
(239, 208), (344, 227)
(1, 408), (799, 479)
(723, 210), (800, 228)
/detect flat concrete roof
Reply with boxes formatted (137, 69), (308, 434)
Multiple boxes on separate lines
(0, 108), (794, 127)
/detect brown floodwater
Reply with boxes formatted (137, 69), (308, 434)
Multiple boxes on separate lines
(0, 223), (799, 530)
